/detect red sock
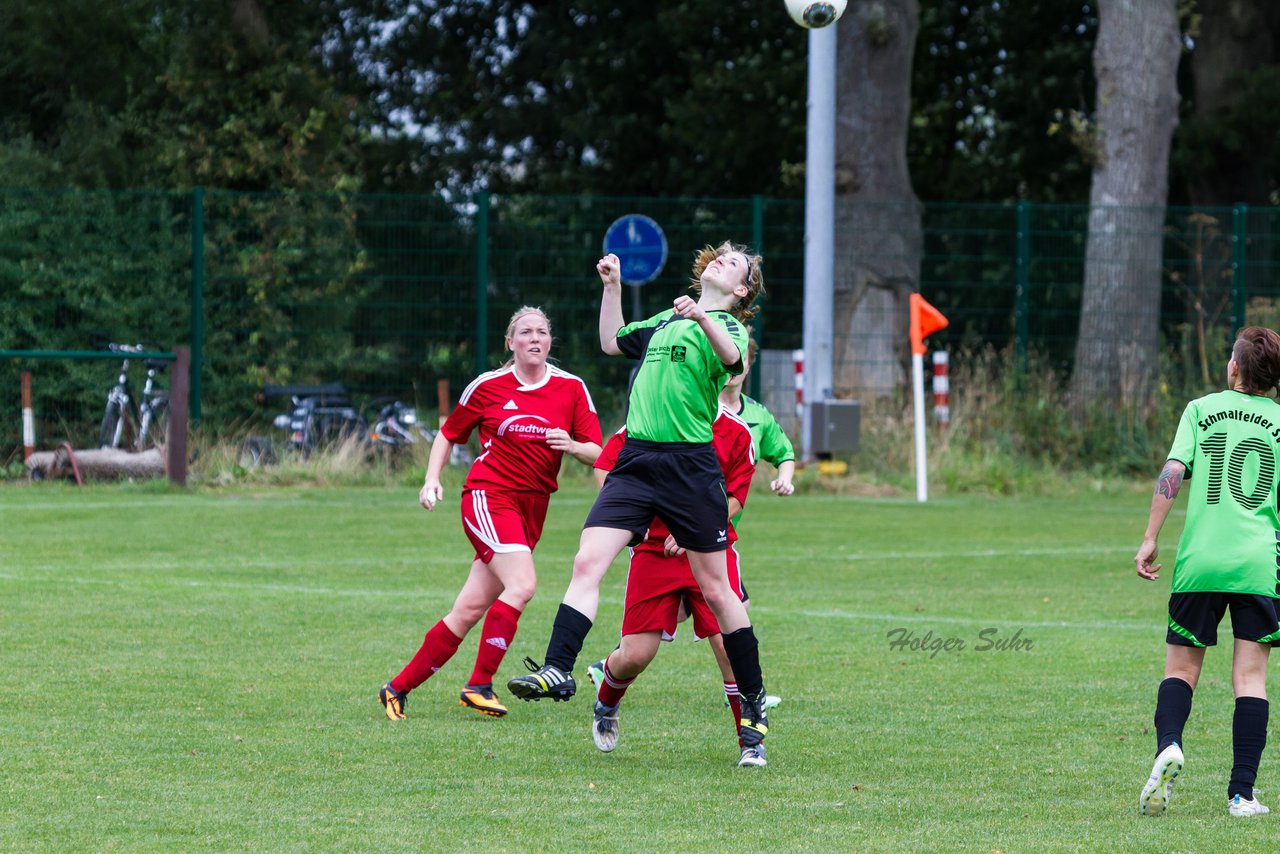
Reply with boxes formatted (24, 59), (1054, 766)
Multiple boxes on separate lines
(597, 654), (635, 707)
(724, 681), (743, 746)
(392, 620), (463, 693)
(468, 599), (522, 687)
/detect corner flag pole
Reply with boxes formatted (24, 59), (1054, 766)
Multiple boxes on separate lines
(909, 294), (949, 502)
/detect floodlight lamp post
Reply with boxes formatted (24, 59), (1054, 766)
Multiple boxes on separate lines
(801, 24), (837, 460)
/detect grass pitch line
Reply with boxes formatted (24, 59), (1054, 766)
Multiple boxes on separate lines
(834, 544), (1133, 561)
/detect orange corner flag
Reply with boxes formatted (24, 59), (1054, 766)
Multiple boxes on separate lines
(909, 293), (949, 356)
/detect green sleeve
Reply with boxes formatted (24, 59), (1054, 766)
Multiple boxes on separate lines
(1167, 402), (1197, 474)
(759, 413), (795, 467)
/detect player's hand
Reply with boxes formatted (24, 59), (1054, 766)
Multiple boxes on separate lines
(420, 481), (444, 511)
(771, 477), (795, 496)
(672, 295), (706, 322)
(1134, 538), (1160, 580)
(545, 427), (574, 454)
(663, 534), (686, 557)
(597, 254), (621, 288)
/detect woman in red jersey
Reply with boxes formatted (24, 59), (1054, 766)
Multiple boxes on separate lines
(378, 306), (602, 720)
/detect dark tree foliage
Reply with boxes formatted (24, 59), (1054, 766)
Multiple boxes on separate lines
(336, 0), (809, 197)
(910, 1), (1099, 203)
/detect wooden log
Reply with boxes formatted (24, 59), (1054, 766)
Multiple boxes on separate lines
(27, 447), (165, 481)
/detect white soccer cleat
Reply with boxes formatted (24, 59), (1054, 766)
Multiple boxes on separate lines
(1229, 793), (1270, 817)
(1140, 743), (1184, 816)
(592, 700), (619, 753)
(738, 744), (767, 767)
(763, 694), (782, 711)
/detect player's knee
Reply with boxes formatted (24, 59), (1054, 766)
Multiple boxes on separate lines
(502, 574), (537, 606)
(571, 551), (610, 583)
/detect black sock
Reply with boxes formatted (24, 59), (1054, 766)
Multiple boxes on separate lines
(721, 626), (764, 703)
(1154, 677), (1193, 755)
(1229, 696), (1269, 801)
(543, 603), (592, 672)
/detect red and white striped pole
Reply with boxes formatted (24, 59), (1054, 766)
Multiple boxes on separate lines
(21, 370), (34, 461)
(932, 350), (950, 427)
(792, 348), (804, 422)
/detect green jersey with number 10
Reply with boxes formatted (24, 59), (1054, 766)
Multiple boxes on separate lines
(1168, 389), (1280, 596)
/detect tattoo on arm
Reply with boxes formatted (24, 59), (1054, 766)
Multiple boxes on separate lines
(1155, 462), (1184, 500)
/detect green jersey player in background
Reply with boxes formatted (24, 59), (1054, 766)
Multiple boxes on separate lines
(1134, 326), (1280, 818)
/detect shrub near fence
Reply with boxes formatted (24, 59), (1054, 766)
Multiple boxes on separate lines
(2, 189), (1278, 467)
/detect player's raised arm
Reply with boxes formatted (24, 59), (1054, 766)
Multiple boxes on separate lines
(598, 254), (624, 356)
(673, 294), (741, 367)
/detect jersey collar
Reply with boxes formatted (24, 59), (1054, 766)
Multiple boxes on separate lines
(513, 364), (551, 391)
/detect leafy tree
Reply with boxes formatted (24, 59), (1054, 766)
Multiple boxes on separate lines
(338, 0), (809, 197)
(910, 1), (1099, 203)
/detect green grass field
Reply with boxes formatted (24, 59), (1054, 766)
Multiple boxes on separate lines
(2, 478), (1278, 851)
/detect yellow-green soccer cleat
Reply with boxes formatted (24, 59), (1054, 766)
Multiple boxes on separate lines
(1139, 743), (1183, 816)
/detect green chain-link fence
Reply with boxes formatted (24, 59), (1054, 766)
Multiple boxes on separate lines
(2, 188), (1278, 461)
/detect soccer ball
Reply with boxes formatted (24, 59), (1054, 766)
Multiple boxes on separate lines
(784, 0), (847, 29)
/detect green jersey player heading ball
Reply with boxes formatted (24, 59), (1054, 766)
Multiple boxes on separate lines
(1135, 326), (1280, 818)
(508, 242), (775, 766)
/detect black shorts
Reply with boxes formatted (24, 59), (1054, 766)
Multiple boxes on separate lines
(1166, 592), (1280, 647)
(584, 438), (730, 553)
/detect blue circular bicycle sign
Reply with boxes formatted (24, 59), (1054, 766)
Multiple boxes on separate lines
(603, 214), (668, 286)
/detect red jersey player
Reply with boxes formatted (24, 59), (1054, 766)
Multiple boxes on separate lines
(587, 404), (764, 765)
(378, 306), (602, 720)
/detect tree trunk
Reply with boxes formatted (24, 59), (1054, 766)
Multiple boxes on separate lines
(834, 0), (923, 400)
(1186, 0), (1280, 205)
(1069, 0), (1181, 411)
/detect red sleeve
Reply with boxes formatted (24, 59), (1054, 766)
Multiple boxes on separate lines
(595, 430), (626, 474)
(441, 383), (485, 444)
(723, 427), (755, 509)
(571, 384), (603, 446)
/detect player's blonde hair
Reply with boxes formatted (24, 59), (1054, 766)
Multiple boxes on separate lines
(501, 306), (553, 368)
(689, 241), (764, 323)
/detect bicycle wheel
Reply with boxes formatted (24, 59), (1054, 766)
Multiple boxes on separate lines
(98, 401), (124, 449)
(238, 436), (277, 468)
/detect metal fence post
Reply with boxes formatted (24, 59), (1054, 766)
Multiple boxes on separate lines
(750, 194), (765, 400)
(1015, 200), (1031, 368)
(475, 191), (490, 376)
(1232, 203), (1248, 331)
(190, 186), (205, 425)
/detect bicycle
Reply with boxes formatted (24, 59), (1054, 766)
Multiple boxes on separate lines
(97, 343), (170, 451)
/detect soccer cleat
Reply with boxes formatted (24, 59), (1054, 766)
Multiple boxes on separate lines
(507, 656), (576, 702)
(738, 744), (767, 767)
(727, 692), (781, 710)
(587, 660), (606, 692)
(1139, 743), (1184, 816)
(459, 684), (508, 717)
(378, 682), (407, 721)
(1229, 793), (1271, 817)
(738, 690), (770, 749)
(592, 700), (620, 752)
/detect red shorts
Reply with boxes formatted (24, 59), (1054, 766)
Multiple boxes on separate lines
(620, 543), (743, 640)
(460, 489), (549, 564)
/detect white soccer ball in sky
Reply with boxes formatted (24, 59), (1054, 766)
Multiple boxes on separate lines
(784, 0), (847, 29)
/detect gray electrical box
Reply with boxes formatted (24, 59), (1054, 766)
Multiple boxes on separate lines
(810, 400), (860, 454)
